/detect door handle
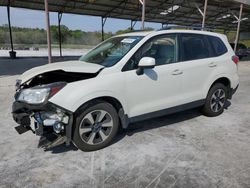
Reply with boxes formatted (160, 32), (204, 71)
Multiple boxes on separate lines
(209, 62), (217, 67)
(172, 69), (183, 75)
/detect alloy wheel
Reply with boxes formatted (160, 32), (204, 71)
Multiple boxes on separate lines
(79, 110), (113, 145)
(210, 88), (226, 112)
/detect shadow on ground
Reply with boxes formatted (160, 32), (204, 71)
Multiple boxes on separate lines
(47, 108), (202, 153)
(0, 56), (80, 76)
(46, 99), (233, 154)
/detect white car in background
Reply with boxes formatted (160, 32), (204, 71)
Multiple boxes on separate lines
(12, 29), (239, 151)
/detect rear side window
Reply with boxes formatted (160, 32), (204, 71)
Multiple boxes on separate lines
(180, 34), (210, 61)
(208, 36), (228, 56)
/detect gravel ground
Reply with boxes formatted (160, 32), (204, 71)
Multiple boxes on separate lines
(0, 58), (250, 188)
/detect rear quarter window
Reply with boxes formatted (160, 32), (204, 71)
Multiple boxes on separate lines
(208, 36), (228, 57)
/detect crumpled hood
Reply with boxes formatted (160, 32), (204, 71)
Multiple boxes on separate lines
(19, 60), (104, 84)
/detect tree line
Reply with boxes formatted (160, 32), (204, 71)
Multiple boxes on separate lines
(0, 24), (116, 47)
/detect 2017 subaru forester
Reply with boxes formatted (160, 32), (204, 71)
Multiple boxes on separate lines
(12, 29), (239, 151)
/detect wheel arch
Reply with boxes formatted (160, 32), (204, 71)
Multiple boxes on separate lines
(206, 77), (231, 97)
(210, 77), (231, 89)
(74, 96), (129, 130)
(75, 96), (124, 114)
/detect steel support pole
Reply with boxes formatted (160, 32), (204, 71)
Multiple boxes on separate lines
(58, 12), (63, 57)
(101, 17), (107, 41)
(141, 0), (145, 30)
(7, 0), (16, 58)
(234, 4), (243, 52)
(44, 0), (52, 63)
(130, 20), (137, 30)
(7, 3), (13, 52)
(202, 0), (208, 30)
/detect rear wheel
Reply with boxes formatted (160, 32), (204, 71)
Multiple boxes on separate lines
(73, 101), (119, 151)
(202, 83), (228, 117)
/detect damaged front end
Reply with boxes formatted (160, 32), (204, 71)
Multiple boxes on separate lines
(13, 100), (73, 150)
(12, 80), (73, 150)
(12, 69), (100, 150)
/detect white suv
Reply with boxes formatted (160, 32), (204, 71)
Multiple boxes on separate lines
(13, 30), (239, 151)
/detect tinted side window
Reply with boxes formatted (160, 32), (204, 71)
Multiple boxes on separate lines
(123, 34), (177, 71)
(180, 34), (209, 61)
(208, 36), (228, 56)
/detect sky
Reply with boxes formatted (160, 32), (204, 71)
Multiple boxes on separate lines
(0, 7), (161, 33)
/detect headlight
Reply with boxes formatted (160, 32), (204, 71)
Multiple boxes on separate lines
(18, 88), (50, 104)
(17, 82), (66, 104)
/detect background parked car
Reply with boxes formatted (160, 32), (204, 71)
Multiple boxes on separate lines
(247, 47), (250, 56)
(230, 43), (248, 60)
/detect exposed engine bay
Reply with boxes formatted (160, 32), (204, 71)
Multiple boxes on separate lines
(20, 70), (99, 89)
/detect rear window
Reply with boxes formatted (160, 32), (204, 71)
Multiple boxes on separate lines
(180, 34), (210, 61)
(208, 36), (228, 56)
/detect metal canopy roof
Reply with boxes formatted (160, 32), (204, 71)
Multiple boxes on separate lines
(0, 0), (250, 31)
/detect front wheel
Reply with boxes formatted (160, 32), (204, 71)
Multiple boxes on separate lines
(73, 101), (119, 151)
(202, 83), (228, 117)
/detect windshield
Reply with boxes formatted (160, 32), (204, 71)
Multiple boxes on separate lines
(79, 36), (143, 67)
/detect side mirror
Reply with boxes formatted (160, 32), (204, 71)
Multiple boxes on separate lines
(136, 57), (156, 75)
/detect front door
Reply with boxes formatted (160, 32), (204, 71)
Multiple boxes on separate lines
(122, 34), (184, 118)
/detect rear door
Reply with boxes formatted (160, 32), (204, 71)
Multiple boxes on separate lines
(179, 33), (214, 103)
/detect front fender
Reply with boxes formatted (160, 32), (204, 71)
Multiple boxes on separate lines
(49, 73), (127, 113)
(73, 91), (127, 113)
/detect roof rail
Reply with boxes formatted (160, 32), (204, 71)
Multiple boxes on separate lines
(159, 25), (215, 31)
(130, 29), (154, 32)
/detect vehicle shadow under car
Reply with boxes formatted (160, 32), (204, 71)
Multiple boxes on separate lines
(44, 107), (202, 154)
(44, 101), (231, 154)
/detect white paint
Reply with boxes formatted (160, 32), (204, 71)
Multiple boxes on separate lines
(17, 29), (239, 118)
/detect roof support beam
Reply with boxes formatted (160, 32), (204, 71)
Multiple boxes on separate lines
(202, 0), (208, 30)
(234, 3), (243, 52)
(7, 0), (16, 58)
(58, 12), (63, 57)
(140, 0), (146, 29)
(195, 0), (208, 30)
(44, 0), (52, 63)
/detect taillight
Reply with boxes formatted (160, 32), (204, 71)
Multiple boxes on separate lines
(232, 55), (239, 65)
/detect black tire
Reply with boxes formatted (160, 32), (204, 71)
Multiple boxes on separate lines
(202, 83), (228, 117)
(73, 101), (119, 151)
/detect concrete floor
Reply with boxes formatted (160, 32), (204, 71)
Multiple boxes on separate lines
(0, 57), (250, 188)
